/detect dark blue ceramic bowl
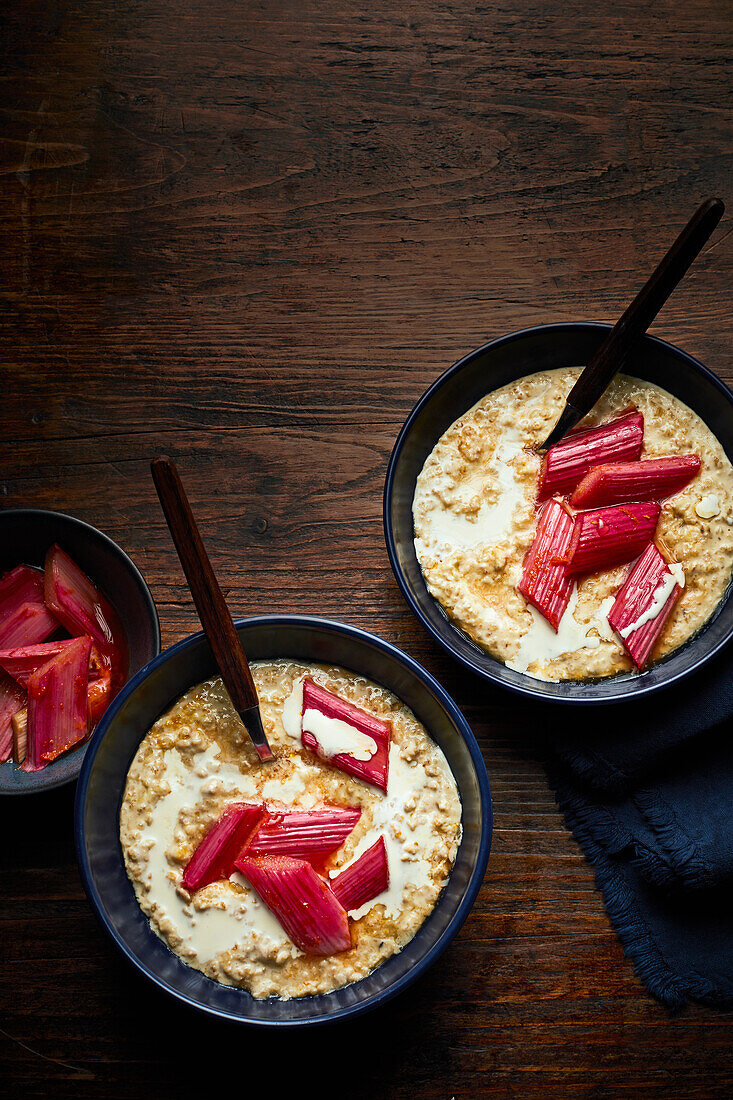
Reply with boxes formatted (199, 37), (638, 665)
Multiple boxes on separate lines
(384, 323), (733, 703)
(0, 509), (161, 793)
(75, 615), (492, 1026)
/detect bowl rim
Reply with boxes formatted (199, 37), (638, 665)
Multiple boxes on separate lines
(0, 507), (161, 794)
(74, 613), (493, 1026)
(383, 321), (733, 705)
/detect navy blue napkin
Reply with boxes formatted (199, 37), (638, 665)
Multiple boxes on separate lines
(528, 647), (733, 1009)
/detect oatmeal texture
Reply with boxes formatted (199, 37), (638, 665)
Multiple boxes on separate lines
(120, 661), (462, 999)
(413, 368), (733, 681)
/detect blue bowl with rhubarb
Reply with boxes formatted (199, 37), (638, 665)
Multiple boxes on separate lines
(75, 615), (492, 1025)
(384, 323), (733, 702)
(0, 509), (160, 793)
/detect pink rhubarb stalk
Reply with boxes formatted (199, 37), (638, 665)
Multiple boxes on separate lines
(182, 802), (265, 893)
(607, 543), (684, 669)
(570, 454), (701, 509)
(331, 836), (389, 912)
(0, 639), (78, 688)
(24, 636), (91, 770)
(236, 854), (352, 955)
(0, 671), (26, 762)
(298, 679), (391, 792)
(87, 668), (112, 729)
(247, 805), (362, 859)
(565, 501), (661, 575)
(0, 565), (59, 648)
(44, 545), (128, 687)
(538, 410), (644, 501)
(517, 499), (575, 630)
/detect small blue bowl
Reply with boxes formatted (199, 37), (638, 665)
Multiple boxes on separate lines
(384, 323), (733, 703)
(0, 509), (161, 793)
(75, 615), (492, 1026)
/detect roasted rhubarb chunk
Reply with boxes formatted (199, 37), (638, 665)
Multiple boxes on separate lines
(0, 638), (113, 734)
(247, 806), (361, 859)
(182, 802), (265, 893)
(0, 565), (59, 648)
(331, 836), (389, 913)
(570, 455), (701, 509)
(517, 499), (575, 630)
(87, 667), (112, 729)
(607, 543), (684, 668)
(0, 670), (26, 761)
(236, 854), (352, 955)
(565, 501), (661, 575)
(0, 639), (77, 688)
(297, 679), (391, 792)
(538, 410), (644, 501)
(24, 636), (91, 770)
(44, 546), (127, 690)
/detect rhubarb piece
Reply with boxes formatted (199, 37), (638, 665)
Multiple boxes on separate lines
(24, 636), (91, 769)
(566, 501), (661, 575)
(248, 806), (362, 859)
(0, 564), (57, 618)
(331, 836), (389, 913)
(87, 667), (112, 728)
(44, 545), (128, 689)
(517, 498), (575, 630)
(12, 708), (27, 765)
(607, 543), (685, 668)
(182, 802), (265, 892)
(538, 410), (644, 500)
(298, 679), (391, 792)
(0, 564), (45, 612)
(570, 454), (701, 509)
(0, 639), (114, 730)
(236, 854), (352, 955)
(0, 639), (77, 688)
(0, 601), (60, 649)
(0, 670), (26, 762)
(0, 565), (59, 648)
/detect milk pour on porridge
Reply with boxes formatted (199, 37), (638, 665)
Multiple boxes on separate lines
(120, 661), (462, 999)
(413, 368), (733, 682)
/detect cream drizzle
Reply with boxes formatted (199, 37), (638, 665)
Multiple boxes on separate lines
(695, 494), (720, 519)
(415, 428), (527, 554)
(507, 588), (617, 679)
(136, 745), (296, 964)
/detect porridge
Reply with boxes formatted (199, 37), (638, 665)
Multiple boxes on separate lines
(413, 368), (733, 681)
(120, 660), (462, 999)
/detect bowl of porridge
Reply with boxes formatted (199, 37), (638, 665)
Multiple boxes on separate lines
(75, 615), (491, 1025)
(384, 323), (733, 702)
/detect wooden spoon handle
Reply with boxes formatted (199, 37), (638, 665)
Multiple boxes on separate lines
(566, 198), (725, 413)
(150, 456), (259, 712)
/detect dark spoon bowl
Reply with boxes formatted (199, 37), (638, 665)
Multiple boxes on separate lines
(384, 322), (733, 703)
(75, 615), (492, 1026)
(0, 509), (161, 793)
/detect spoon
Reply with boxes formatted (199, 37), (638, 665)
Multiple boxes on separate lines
(150, 456), (275, 762)
(540, 197), (725, 450)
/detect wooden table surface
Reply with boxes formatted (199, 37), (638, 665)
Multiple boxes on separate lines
(2, 1), (731, 1096)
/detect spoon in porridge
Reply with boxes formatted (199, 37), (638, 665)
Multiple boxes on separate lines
(151, 456), (274, 762)
(541, 197), (725, 450)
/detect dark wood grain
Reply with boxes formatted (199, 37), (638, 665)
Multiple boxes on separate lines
(543, 197), (726, 446)
(150, 455), (273, 759)
(1, 0), (732, 1096)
